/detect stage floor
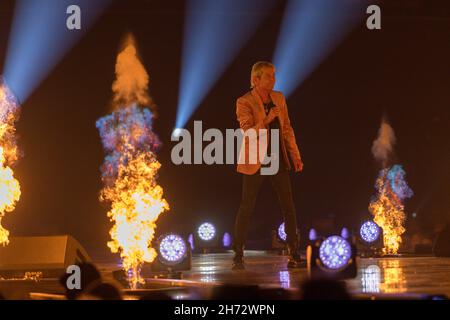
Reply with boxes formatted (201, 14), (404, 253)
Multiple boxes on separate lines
(1, 251), (449, 299)
(102, 250), (450, 299)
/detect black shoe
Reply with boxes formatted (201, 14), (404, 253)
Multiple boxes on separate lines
(231, 255), (245, 270)
(287, 254), (306, 269)
(232, 260), (245, 270)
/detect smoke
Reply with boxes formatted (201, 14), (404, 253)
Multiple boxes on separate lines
(112, 35), (155, 113)
(371, 118), (396, 167)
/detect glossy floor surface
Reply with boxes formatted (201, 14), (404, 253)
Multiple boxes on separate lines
(1, 251), (449, 299)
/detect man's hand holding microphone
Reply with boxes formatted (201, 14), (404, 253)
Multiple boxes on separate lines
(263, 105), (280, 126)
(262, 104), (303, 173)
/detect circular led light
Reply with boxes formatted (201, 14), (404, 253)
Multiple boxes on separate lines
(278, 222), (287, 242)
(319, 236), (352, 270)
(360, 221), (381, 243)
(159, 234), (187, 264)
(309, 228), (317, 241)
(197, 222), (216, 241)
(222, 232), (232, 247)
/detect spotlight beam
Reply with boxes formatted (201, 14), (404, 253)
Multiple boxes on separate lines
(4, 0), (111, 103)
(176, 0), (276, 130)
(273, 0), (370, 97)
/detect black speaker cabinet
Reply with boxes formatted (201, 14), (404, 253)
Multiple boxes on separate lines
(0, 235), (91, 278)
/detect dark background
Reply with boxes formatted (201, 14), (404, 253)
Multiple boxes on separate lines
(0, 0), (449, 259)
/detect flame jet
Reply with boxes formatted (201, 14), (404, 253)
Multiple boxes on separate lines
(369, 119), (413, 255)
(0, 78), (22, 246)
(369, 165), (413, 254)
(96, 36), (169, 288)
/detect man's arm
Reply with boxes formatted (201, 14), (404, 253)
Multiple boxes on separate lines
(280, 95), (302, 163)
(236, 97), (266, 132)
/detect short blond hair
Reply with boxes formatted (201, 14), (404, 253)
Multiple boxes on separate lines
(250, 61), (275, 88)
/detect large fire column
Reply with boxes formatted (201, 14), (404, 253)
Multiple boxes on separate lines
(369, 165), (413, 255)
(0, 77), (22, 246)
(96, 36), (169, 289)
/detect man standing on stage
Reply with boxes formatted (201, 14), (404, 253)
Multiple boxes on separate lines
(232, 61), (304, 270)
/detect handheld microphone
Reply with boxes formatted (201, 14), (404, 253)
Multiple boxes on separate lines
(266, 100), (276, 111)
(266, 100), (279, 122)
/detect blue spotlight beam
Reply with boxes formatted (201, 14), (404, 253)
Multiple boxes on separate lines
(4, 0), (111, 103)
(273, 0), (370, 98)
(176, 0), (276, 130)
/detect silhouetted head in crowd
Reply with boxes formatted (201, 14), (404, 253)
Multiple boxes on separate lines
(301, 278), (351, 300)
(211, 285), (260, 300)
(59, 262), (102, 300)
(140, 291), (172, 300)
(78, 283), (123, 300)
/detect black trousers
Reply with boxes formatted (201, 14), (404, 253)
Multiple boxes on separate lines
(233, 167), (298, 255)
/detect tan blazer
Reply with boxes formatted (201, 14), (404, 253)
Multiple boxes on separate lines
(236, 89), (302, 175)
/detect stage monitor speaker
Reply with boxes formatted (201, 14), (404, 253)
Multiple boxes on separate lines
(434, 223), (450, 257)
(0, 235), (91, 278)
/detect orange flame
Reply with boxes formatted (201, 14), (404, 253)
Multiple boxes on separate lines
(369, 171), (406, 255)
(0, 84), (21, 246)
(98, 36), (168, 288)
(100, 151), (169, 288)
(380, 260), (406, 293)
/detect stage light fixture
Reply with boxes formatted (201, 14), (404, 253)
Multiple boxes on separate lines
(271, 222), (300, 254)
(198, 222), (216, 241)
(222, 232), (232, 248)
(159, 234), (188, 265)
(318, 235), (352, 270)
(357, 220), (384, 257)
(360, 220), (381, 243)
(309, 228), (318, 241)
(306, 228), (357, 280)
(278, 222), (287, 242)
(193, 222), (220, 253)
(188, 233), (195, 250)
(151, 233), (191, 275)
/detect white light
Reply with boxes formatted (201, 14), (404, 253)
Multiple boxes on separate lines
(188, 233), (194, 250)
(319, 235), (352, 270)
(172, 128), (183, 139)
(197, 222), (216, 241)
(222, 232), (232, 247)
(361, 265), (381, 293)
(341, 227), (350, 239)
(309, 228), (317, 241)
(279, 271), (291, 289)
(278, 222), (287, 242)
(159, 234), (187, 264)
(360, 221), (381, 243)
